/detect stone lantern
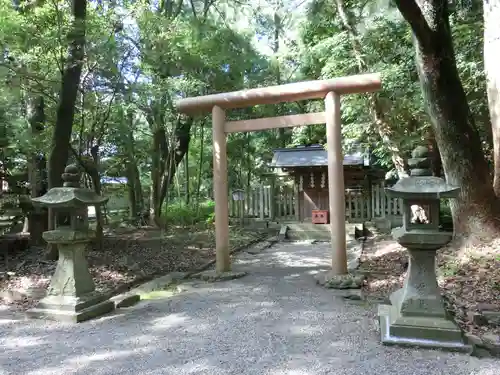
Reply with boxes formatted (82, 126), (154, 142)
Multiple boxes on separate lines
(377, 146), (470, 351)
(27, 164), (114, 323)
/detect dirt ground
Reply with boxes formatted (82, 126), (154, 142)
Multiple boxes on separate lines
(360, 234), (500, 337)
(0, 225), (271, 311)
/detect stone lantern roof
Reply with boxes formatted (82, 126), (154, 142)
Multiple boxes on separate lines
(386, 176), (460, 200)
(386, 145), (459, 200)
(31, 164), (108, 209)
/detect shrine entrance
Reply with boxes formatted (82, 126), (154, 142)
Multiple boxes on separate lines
(175, 73), (381, 275)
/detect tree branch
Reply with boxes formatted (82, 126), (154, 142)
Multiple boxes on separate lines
(393, 0), (433, 51)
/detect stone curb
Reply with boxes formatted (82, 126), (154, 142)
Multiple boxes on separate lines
(110, 233), (276, 309)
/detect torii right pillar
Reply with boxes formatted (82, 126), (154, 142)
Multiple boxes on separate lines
(317, 91), (364, 290)
(325, 91), (348, 275)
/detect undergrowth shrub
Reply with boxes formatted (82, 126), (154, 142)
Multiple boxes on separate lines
(164, 200), (215, 227)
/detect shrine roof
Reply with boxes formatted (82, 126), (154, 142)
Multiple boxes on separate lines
(269, 144), (369, 168)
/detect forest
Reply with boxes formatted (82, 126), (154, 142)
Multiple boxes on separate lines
(0, 0), (499, 351)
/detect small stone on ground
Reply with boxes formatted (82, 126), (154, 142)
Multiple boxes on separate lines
(315, 271), (365, 289)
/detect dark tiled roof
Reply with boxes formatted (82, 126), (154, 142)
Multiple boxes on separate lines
(269, 144), (369, 168)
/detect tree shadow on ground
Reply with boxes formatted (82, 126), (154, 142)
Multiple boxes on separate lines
(0, 242), (498, 375)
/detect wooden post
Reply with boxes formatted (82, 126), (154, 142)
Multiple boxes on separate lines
(240, 199), (244, 227)
(212, 105), (230, 272)
(259, 182), (265, 220)
(381, 181), (386, 218)
(367, 174), (373, 220)
(294, 181), (300, 221)
(325, 91), (347, 275)
(270, 178), (275, 221)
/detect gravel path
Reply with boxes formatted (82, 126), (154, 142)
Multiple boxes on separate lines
(0, 241), (499, 375)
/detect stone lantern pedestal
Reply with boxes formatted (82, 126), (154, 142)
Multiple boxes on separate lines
(27, 165), (114, 323)
(377, 147), (471, 352)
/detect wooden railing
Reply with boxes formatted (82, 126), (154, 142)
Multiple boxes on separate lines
(229, 182), (401, 222)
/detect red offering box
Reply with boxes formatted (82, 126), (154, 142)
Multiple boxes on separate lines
(312, 210), (329, 224)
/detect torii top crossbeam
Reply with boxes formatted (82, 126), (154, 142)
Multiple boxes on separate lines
(175, 73), (381, 114)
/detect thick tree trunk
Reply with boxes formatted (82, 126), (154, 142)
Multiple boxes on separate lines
(396, 0), (500, 237)
(46, 0), (87, 259)
(484, 0), (500, 196)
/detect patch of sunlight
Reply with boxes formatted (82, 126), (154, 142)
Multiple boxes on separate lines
(283, 273), (301, 279)
(272, 252), (328, 267)
(271, 370), (312, 375)
(27, 366), (78, 375)
(292, 241), (315, 245)
(372, 241), (402, 258)
(122, 334), (157, 345)
(370, 277), (400, 288)
(251, 286), (271, 294)
(92, 312), (127, 322)
(305, 269), (328, 276)
(1, 336), (46, 349)
(472, 368), (499, 375)
(163, 359), (214, 374)
(67, 349), (138, 365)
(286, 325), (325, 336)
(14, 276), (48, 290)
(182, 323), (212, 334)
(140, 289), (177, 300)
(236, 258), (261, 265)
(151, 313), (189, 330)
(0, 317), (18, 325)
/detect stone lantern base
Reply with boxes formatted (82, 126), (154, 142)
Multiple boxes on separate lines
(27, 293), (115, 323)
(26, 238), (115, 323)
(378, 304), (471, 352)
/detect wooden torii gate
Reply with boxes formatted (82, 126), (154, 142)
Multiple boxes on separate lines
(175, 73), (382, 275)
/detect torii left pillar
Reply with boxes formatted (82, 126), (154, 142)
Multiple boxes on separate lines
(212, 105), (230, 272)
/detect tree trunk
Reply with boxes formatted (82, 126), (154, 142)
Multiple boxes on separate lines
(428, 133), (442, 177)
(126, 163), (137, 220)
(89, 146), (103, 243)
(149, 127), (164, 225)
(184, 150), (190, 205)
(396, 0), (500, 237)
(195, 119), (205, 211)
(273, 9), (286, 147)
(26, 96), (47, 245)
(149, 117), (193, 225)
(484, 0), (500, 196)
(46, 0), (87, 259)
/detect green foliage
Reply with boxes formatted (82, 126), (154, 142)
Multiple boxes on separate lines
(0, 0), (494, 229)
(163, 200), (215, 227)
